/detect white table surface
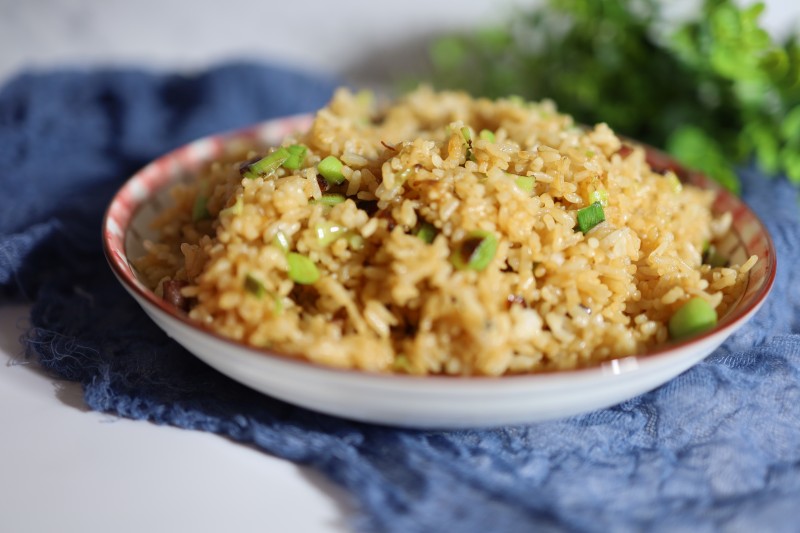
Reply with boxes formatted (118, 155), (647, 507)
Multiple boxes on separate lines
(1, 1), (797, 532)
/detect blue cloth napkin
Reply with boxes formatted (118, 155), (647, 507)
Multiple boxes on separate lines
(2, 64), (799, 533)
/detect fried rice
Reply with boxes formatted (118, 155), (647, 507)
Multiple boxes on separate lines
(134, 87), (757, 376)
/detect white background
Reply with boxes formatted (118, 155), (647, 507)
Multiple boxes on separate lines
(1, 1), (798, 532)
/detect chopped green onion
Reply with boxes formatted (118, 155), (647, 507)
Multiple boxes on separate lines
(282, 144), (308, 170)
(347, 233), (365, 250)
(451, 230), (498, 271)
(393, 354), (412, 373)
(668, 297), (718, 340)
(311, 193), (346, 206)
(192, 194), (210, 221)
(315, 221), (348, 247)
(244, 273), (283, 314)
(318, 155), (346, 184)
(415, 222), (437, 244)
(479, 129), (495, 142)
(589, 188), (609, 206)
(273, 231), (290, 253)
(703, 244), (729, 267)
(576, 202), (605, 233)
(585, 150), (596, 158)
(514, 175), (535, 193)
(241, 148), (290, 179)
(244, 273), (266, 299)
(219, 196), (243, 216)
(287, 252), (319, 284)
(460, 126), (472, 142)
(666, 172), (683, 193)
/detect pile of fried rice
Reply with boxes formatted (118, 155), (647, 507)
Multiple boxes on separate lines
(135, 87), (757, 375)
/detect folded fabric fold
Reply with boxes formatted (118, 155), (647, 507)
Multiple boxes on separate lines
(2, 63), (799, 533)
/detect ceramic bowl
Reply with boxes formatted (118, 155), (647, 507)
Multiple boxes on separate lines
(103, 115), (776, 429)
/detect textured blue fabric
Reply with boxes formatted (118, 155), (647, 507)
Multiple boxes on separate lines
(2, 65), (799, 533)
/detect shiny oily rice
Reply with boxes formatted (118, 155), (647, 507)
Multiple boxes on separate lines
(135, 87), (757, 376)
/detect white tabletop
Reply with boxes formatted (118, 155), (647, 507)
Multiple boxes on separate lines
(1, 1), (798, 531)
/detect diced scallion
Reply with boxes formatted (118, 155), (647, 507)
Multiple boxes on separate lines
(219, 196), (243, 216)
(589, 188), (609, 206)
(315, 221), (348, 247)
(415, 222), (437, 244)
(241, 148), (290, 179)
(273, 231), (290, 253)
(318, 155), (346, 184)
(451, 230), (498, 271)
(514, 175), (535, 193)
(311, 193), (346, 206)
(244, 273), (266, 299)
(287, 253), (319, 284)
(460, 126), (472, 142)
(192, 194), (209, 221)
(576, 202), (605, 233)
(666, 172), (683, 193)
(668, 297), (718, 340)
(479, 129), (495, 142)
(282, 144), (308, 170)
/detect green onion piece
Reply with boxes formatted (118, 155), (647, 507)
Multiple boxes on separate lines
(668, 297), (718, 340)
(576, 202), (605, 233)
(219, 196), (243, 216)
(192, 194), (210, 221)
(273, 231), (290, 253)
(451, 230), (498, 271)
(460, 126), (472, 142)
(514, 175), (535, 193)
(479, 129), (496, 142)
(287, 252), (319, 284)
(666, 172), (683, 193)
(589, 188), (609, 206)
(241, 148), (290, 179)
(415, 222), (437, 244)
(703, 244), (729, 267)
(244, 273), (266, 299)
(315, 221), (348, 247)
(347, 233), (365, 250)
(282, 144), (308, 170)
(393, 354), (412, 373)
(318, 155), (346, 184)
(585, 150), (596, 158)
(311, 193), (346, 206)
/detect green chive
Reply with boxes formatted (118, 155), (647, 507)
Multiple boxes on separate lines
(667, 172), (683, 193)
(315, 221), (348, 246)
(241, 148), (291, 179)
(451, 230), (498, 271)
(192, 194), (210, 221)
(318, 155), (346, 184)
(393, 354), (412, 373)
(668, 297), (718, 340)
(703, 244), (729, 267)
(287, 253), (319, 284)
(589, 188), (609, 206)
(273, 231), (290, 253)
(244, 274), (283, 314)
(415, 222), (437, 244)
(514, 175), (535, 193)
(220, 196), (243, 216)
(460, 126), (472, 142)
(576, 202), (605, 233)
(347, 233), (366, 250)
(244, 273), (266, 299)
(282, 144), (308, 170)
(311, 193), (346, 206)
(479, 129), (496, 142)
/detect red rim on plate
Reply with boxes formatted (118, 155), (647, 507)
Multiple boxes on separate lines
(102, 115), (777, 382)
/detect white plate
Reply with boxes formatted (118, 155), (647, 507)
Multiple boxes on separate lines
(103, 115), (777, 429)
